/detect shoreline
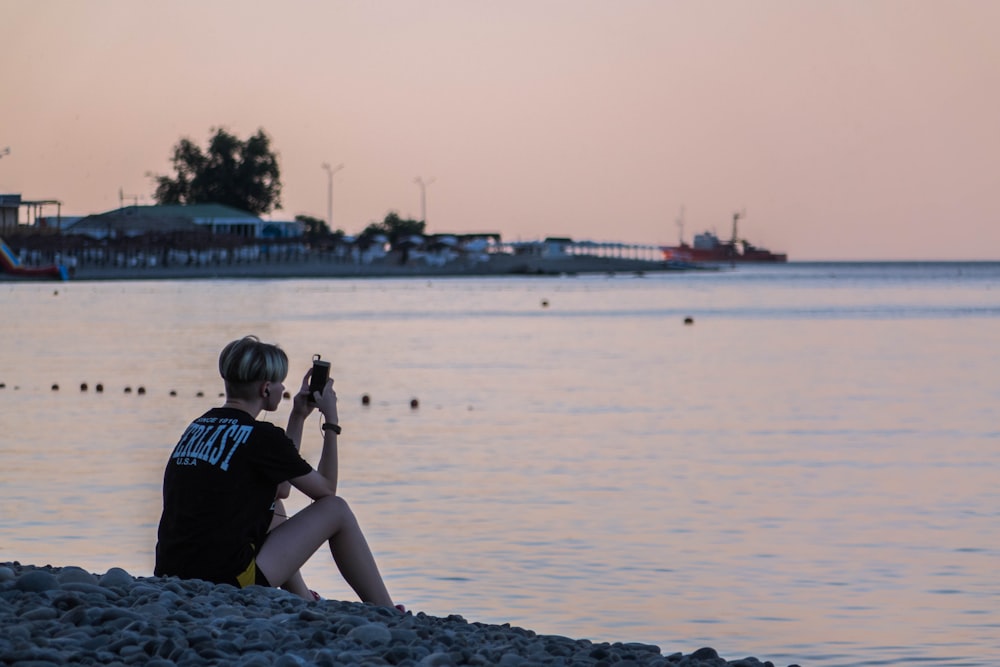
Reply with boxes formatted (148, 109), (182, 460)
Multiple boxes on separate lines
(1, 562), (789, 667)
(2, 254), (701, 282)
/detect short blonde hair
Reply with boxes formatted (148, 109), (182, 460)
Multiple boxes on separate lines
(219, 336), (288, 398)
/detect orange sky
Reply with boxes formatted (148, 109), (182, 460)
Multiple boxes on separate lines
(2, 0), (998, 259)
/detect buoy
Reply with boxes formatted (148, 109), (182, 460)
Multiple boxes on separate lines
(51, 383), (60, 391)
(124, 386), (132, 394)
(80, 383), (88, 392)
(0, 383), (5, 389)
(361, 394), (371, 406)
(410, 398), (419, 409)
(684, 316), (694, 325)
(196, 391), (204, 397)
(169, 390), (177, 397)
(137, 386), (146, 395)
(95, 383), (104, 393)
(541, 299), (549, 308)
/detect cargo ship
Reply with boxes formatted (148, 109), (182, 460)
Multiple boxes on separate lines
(660, 211), (787, 264)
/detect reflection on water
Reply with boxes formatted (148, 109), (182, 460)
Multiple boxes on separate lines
(2, 265), (999, 667)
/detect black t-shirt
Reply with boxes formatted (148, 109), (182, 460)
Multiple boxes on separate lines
(154, 407), (313, 585)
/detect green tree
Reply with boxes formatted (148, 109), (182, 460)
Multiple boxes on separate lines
(295, 215), (336, 240)
(361, 211), (425, 248)
(152, 128), (282, 215)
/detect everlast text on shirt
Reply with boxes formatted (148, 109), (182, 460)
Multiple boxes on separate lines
(169, 417), (253, 471)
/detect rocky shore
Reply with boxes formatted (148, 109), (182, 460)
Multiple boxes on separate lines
(1, 563), (791, 667)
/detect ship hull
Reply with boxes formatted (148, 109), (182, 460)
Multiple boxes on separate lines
(661, 244), (787, 264)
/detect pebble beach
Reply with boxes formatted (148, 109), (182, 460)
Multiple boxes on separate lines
(1, 563), (790, 667)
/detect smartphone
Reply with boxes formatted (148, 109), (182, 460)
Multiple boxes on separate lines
(308, 354), (331, 402)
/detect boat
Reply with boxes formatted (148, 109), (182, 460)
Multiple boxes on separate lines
(0, 237), (69, 280)
(660, 211), (787, 264)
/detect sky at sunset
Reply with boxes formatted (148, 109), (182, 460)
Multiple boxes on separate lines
(2, 0), (998, 260)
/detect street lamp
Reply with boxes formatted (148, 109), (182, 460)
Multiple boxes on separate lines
(414, 176), (435, 224)
(321, 162), (344, 228)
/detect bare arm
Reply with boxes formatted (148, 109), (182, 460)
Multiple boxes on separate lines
(285, 368), (341, 497)
(285, 368), (314, 452)
(289, 469), (337, 500)
(313, 376), (340, 493)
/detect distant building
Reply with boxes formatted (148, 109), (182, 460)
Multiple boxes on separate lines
(65, 204), (302, 240)
(509, 236), (574, 258)
(0, 194), (18, 233)
(0, 193), (64, 234)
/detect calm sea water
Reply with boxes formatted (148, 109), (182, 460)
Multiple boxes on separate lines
(1, 263), (998, 667)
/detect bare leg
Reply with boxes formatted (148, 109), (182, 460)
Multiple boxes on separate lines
(281, 570), (312, 599)
(268, 500), (313, 600)
(255, 495), (393, 607)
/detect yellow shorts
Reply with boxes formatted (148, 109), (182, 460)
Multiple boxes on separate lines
(235, 552), (271, 588)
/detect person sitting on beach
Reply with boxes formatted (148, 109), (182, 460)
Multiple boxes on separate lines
(154, 335), (398, 609)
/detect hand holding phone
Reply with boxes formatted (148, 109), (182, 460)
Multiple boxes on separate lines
(308, 354), (331, 402)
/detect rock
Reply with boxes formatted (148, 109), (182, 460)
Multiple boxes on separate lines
(21, 606), (59, 621)
(57, 566), (98, 585)
(15, 570), (58, 592)
(295, 608), (326, 622)
(690, 647), (720, 661)
(99, 567), (134, 588)
(134, 602), (170, 618)
(390, 627), (419, 643)
(347, 621), (392, 645)
(0, 562), (784, 667)
(62, 582), (120, 599)
(59, 606), (88, 626)
(419, 652), (456, 667)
